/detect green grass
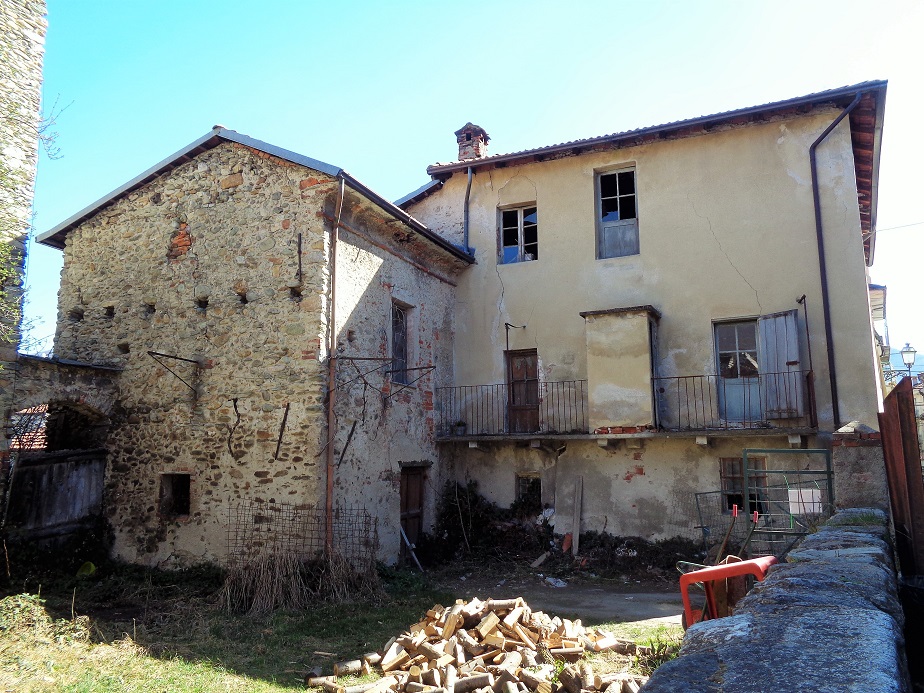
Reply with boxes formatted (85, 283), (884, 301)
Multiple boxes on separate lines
(1, 562), (681, 691)
(1, 565), (453, 692)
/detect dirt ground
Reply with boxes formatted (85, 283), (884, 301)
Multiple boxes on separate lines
(430, 566), (683, 627)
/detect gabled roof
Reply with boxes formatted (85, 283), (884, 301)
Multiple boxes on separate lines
(37, 128), (474, 264)
(422, 81), (886, 263)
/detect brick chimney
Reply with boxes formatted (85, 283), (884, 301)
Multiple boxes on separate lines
(455, 123), (490, 161)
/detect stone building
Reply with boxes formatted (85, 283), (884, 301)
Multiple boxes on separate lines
(37, 129), (471, 564)
(33, 81), (891, 565)
(0, 0), (46, 444)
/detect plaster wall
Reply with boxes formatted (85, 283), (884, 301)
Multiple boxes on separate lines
(327, 195), (459, 560)
(584, 311), (654, 429)
(409, 111), (880, 432)
(449, 436), (827, 540)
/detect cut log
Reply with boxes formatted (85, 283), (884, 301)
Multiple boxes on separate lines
(453, 672), (494, 693)
(444, 664), (458, 692)
(502, 606), (525, 628)
(381, 643), (410, 673)
(620, 681), (641, 693)
(334, 660), (363, 677)
(486, 598), (521, 611)
(419, 641), (449, 661)
(512, 623), (537, 650)
(306, 675), (336, 687)
(422, 668), (442, 687)
(475, 612), (501, 639)
(549, 647), (584, 661)
(518, 668), (550, 690)
(321, 680), (344, 693)
(442, 613), (463, 639)
(557, 666), (581, 693)
(577, 662), (594, 690)
(364, 652), (383, 666)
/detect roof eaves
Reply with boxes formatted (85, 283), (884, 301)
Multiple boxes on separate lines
(341, 173), (473, 264)
(426, 80), (889, 177)
(395, 179), (444, 210)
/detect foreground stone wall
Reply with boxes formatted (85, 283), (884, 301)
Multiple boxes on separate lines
(644, 508), (908, 692)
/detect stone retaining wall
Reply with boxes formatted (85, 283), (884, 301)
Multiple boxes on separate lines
(643, 508), (909, 692)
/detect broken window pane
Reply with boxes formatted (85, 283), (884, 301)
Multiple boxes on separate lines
(740, 351), (759, 377)
(523, 207), (537, 226)
(601, 198), (620, 222)
(499, 206), (539, 264)
(392, 303), (409, 384)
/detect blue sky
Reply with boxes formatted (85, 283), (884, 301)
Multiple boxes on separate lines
(25, 0), (924, 373)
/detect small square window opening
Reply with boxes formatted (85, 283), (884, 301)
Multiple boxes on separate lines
(160, 473), (191, 517)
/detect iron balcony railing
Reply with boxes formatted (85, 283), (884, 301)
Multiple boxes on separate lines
(653, 370), (816, 431)
(437, 380), (588, 437)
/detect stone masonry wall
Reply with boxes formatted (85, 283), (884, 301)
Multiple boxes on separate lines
(55, 142), (336, 565)
(0, 0), (46, 427)
(52, 140), (464, 566)
(644, 508), (908, 692)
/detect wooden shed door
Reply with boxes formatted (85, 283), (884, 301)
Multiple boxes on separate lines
(400, 467), (424, 558)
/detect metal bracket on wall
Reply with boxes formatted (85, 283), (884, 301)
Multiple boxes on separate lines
(146, 351), (202, 395)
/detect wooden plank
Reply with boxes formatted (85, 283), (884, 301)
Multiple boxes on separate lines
(572, 477), (583, 556)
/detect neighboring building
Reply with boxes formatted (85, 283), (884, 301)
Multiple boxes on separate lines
(405, 81), (888, 544)
(0, 0), (47, 444)
(36, 129), (471, 564)
(32, 81), (889, 565)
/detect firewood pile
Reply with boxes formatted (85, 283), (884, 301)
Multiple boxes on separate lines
(307, 597), (650, 693)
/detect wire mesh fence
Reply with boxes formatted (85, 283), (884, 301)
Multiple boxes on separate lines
(692, 449), (834, 560)
(223, 500), (380, 613)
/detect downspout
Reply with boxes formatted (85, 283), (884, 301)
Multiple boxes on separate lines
(325, 177), (346, 553)
(462, 166), (473, 253)
(809, 91), (864, 429)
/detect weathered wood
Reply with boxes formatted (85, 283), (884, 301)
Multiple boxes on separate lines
(334, 660), (363, 677)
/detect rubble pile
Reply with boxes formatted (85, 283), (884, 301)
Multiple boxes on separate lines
(308, 597), (649, 693)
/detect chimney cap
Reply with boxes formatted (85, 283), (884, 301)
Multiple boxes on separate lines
(454, 122), (490, 142)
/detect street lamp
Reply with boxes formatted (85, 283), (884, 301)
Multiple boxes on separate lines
(900, 342), (917, 375)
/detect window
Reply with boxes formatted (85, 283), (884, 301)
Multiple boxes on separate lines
(500, 206), (538, 264)
(719, 457), (766, 514)
(715, 320), (760, 423)
(391, 302), (409, 384)
(160, 473), (191, 517)
(597, 168), (638, 258)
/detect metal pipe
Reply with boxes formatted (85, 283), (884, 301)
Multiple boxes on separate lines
(325, 177), (346, 553)
(809, 92), (864, 429)
(462, 166), (473, 253)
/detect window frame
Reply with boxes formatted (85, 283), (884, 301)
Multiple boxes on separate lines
(595, 167), (639, 259)
(498, 205), (539, 265)
(391, 300), (411, 385)
(719, 457), (767, 514)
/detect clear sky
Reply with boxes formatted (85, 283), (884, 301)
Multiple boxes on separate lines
(24, 0), (924, 374)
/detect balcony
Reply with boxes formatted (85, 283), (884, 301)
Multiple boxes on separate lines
(653, 370), (816, 432)
(436, 380), (588, 438)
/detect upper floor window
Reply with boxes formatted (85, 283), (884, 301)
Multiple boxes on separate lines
(391, 301), (409, 384)
(500, 206), (538, 264)
(597, 168), (639, 259)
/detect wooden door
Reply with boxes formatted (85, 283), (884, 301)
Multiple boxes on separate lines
(400, 466), (424, 561)
(507, 349), (540, 433)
